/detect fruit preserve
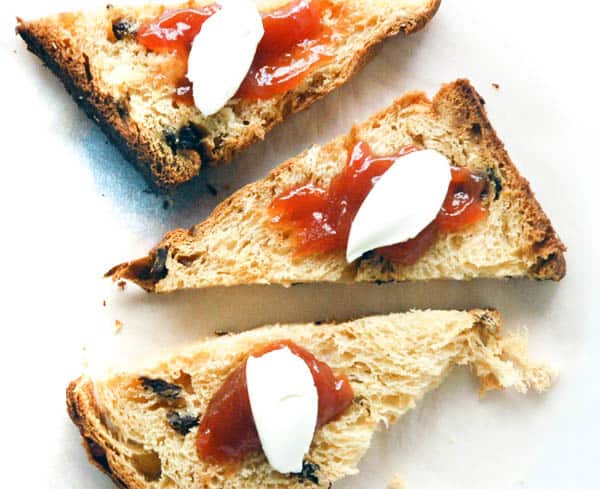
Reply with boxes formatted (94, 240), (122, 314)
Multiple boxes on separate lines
(196, 340), (353, 464)
(137, 0), (336, 103)
(269, 141), (488, 266)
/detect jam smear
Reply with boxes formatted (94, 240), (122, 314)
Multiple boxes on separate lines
(136, 6), (219, 54)
(196, 340), (353, 464)
(137, 0), (336, 104)
(269, 141), (488, 266)
(237, 0), (333, 100)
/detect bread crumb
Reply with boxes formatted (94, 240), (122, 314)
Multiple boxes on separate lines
(117, 280), (126, 291)
(388, 474), (407, 489)
(492, 83), (500, 90)
(114, 319), (124, 334)
(102, 300), (107, 307)
(206, 183), (218, 196)
(214, 331), (229, 337)
(162, 199), (172, 210)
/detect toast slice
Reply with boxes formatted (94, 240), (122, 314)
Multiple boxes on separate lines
(108, 80), (566, 292)
(16, 0), (441, 191)
(67, 310), (553, 488)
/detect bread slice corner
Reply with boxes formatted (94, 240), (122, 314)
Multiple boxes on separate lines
(17, 0), (441, 191)
(66, 310), (554, 488)
(107, 79), (566, 293)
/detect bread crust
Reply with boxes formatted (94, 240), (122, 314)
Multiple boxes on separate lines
(17, 0), (441, 191)
(16, 20), (168, 189)
(432, 80), (566, 280)
(65, 310), (554, 489)
(107, 80), (566, 291)
(67, 380), (141, 489)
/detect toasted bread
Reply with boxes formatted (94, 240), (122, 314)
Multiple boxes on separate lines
(108, 80), (566, 292)
(67, 310), (553, 488)
(17, 0), (441, 191)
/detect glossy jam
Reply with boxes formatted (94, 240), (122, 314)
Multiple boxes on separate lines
(137, 6), (220, 54)
(269, 141), (488, 265)
(196, 340), (354, 464)
(237, 0), (333, 99)
(137, 0), (334, 103)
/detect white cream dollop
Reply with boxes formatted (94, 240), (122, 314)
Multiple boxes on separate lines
(346, 149), (452, 263)
(246, 346), (318, 474)
(187, 0), (264, 116)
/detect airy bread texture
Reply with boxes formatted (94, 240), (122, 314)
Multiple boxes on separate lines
(16, 0), (440, 190)
(67, 310), (553, 489)
(108, 80), (566, 292)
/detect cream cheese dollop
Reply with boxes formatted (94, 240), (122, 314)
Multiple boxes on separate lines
(246, 347), (318, 474)
(346, 149), (452, 263)
(187, 0), (264, 116)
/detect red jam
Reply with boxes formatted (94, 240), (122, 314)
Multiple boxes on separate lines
(237, 0), (333, 99)
(196, 340), (353, 464)
(269, 141), (488, 266)
(137, 6), (220, 54)
(137, 0), (334, 103)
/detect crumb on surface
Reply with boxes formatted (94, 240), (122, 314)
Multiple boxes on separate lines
(114, 319), (124, 334)
(388, 474), (407, 489)
(214, 331), (229, 336)
(206, 183), (218, 196)
(492, 83), (500, 90)
(117, 280), (126, 290)
(102, 300), (107, 307)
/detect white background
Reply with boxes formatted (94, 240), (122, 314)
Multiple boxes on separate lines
(1, 0), (599, 487)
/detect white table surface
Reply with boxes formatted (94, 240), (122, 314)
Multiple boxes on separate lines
(2, 0), (599, 487)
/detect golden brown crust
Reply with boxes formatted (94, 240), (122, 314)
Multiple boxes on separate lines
(68, 379), (148, 489)
(432, 80), (566, 280)
(66, 310), (554, 488)
(17, 0), (441, 191)
(107, 80), (565, 291)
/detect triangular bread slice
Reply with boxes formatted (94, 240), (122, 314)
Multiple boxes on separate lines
(108, 80), (566, 292)
(67, 310), (553, 488)
(16, 0), (440, 191)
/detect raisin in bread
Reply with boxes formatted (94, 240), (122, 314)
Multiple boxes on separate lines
(107, 80), (566, 292)
(67, 310), (553, 488)
(17, 0), (441, 190)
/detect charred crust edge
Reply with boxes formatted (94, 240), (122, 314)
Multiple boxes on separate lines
(15, 21), (181, 192)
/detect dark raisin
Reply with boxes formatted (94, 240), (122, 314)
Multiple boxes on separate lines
(166, 411), (200, 435)
(470, 122), (482, 137)
(164, 124), (207, 153)
(177, 124), (205, 150)
(293, 461), (320, 485)
(149, 247), (168, 280)
(140, 377), (182, 399)
(112, 19), (135, 40)
(164, 129), (178, 151)
(486, 168), (503, 200)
